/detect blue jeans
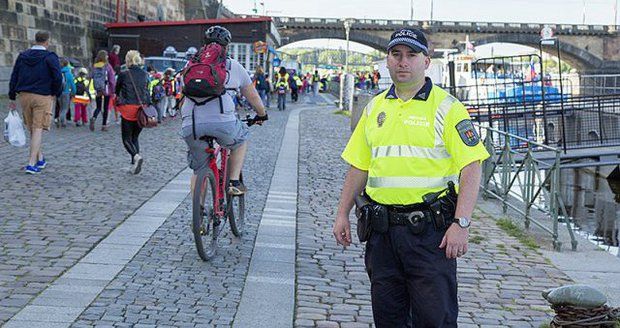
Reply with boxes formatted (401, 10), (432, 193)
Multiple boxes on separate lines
(258, 89), (268, 108)
(277, 93), (286, 111)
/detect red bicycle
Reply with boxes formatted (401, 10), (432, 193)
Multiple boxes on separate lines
(192, 117), (255, 261)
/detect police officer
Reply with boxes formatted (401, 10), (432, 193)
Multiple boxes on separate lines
(333, 28), (490, 327)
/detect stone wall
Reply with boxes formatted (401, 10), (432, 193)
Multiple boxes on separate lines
(0, 0), (186, 95)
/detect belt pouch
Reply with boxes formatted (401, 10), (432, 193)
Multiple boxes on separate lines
(370, 204), (389, 234)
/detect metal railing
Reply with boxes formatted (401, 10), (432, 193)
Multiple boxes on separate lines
(467, 94), (620, 151)
(479, 124), (578, 251)
(580, 74), (620, 96)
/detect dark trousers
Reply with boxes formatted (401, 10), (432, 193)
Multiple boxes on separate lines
(291, 88), (298, 102)
(93, 95), (110, 125)
(121, 118), (142, 163)
(365, 224), (457, 328)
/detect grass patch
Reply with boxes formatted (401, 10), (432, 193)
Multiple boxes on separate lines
(500, 305), (515, 313)
(539, 322), (550, 328)
(496, 218), (539, 250)
(333, 110), (351, 117)
(470, 235), (485, 244)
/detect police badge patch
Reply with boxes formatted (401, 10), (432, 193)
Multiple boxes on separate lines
(377, 112), (386, 127)
(455, 119), (480, 146)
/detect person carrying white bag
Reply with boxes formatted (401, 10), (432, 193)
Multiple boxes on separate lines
(4, 105), (27, 147)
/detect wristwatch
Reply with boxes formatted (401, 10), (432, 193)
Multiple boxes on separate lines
(454, 217), (471, 229)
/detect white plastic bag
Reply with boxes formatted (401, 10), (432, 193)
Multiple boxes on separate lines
(4, 111), (27, 147)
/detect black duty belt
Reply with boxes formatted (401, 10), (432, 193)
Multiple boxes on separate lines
(387, 207), (432, 226)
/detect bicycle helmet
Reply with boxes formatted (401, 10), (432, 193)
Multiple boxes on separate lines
(204, 25), (232, 46)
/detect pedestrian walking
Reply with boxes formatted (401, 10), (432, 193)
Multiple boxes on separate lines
(90, 50), (116, 132)
(312, 70), (320, 97)
(108, 44), (121, 74)
(114, 50), (150, 174)
(57, 58), (76, 128)
(253, 66), (269, 108)
(8, 30), (63, 174)
(289, 71), (299, 102)
(333, 27), (490, 327)
(275, 67), (289, 111)
(149, 72), (166, 123)
(73, 68), (95, 126)
(162, 68), (176, 118)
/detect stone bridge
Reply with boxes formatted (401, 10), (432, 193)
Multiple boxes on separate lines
(275, 16), (620, 74)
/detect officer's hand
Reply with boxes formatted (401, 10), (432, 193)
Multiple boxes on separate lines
(439, 224), (469, 259)
(333, 215), (352, 247)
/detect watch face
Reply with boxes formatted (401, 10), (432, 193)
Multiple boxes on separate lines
(457, 217), (471, 228)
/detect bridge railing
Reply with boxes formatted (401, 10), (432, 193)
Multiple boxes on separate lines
(478, 124), (578, 251)
(272, 16), (617, 35)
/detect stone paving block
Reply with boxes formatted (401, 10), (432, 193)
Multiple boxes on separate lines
(234, 281), (295, 328)
(10, 305), (83, 323)
(3, 321), (71, 328)
(63, 263), (124, 281)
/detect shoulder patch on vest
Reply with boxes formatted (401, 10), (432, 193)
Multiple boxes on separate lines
(455, 119), (480, 146)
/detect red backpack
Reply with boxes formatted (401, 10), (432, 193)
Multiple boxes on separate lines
(182, 43), (227, 101)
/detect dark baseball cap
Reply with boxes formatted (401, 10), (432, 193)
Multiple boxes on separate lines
(387, 28), (429, 55)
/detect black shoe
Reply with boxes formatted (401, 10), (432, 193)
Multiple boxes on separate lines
(228, 180), (247, 196)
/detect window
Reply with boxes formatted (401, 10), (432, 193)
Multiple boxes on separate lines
(229, 42), (265, 72)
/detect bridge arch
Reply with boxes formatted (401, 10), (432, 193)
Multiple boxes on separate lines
(280, 28), (605, 72)
(468, 34), (601, 71)
(282, 30), (389, 53)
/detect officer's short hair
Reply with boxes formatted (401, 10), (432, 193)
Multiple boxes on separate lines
(35, 30), (50, 43)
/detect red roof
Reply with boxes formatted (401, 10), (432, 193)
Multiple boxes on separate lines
(105, 16), (272, 29)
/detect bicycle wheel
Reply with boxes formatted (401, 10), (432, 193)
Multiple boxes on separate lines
(227, 172), (246, 237)
(192, 168), (218, 261)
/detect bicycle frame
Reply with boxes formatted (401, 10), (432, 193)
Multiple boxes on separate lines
(205, 144), (229, 218)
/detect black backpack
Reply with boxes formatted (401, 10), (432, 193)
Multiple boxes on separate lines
(75, 78), (87, 96)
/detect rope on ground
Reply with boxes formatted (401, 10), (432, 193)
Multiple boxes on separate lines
(551, 306), (620, 327)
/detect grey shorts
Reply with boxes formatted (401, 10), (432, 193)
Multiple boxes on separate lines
(183, 119), (249, 172)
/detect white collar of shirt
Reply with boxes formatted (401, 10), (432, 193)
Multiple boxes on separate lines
(31, 45), (46, 50)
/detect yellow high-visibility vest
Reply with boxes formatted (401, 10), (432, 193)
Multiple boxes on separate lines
(341, 80), (490, 205)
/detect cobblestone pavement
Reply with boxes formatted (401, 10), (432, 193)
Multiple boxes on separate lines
(294, 107), (573, 328)
(68, 106), (291, 327)
(0, 100), (192, 325)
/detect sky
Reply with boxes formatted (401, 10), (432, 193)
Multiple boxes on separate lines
(226, 0), (618, 24)
(225, 0), (619, 53)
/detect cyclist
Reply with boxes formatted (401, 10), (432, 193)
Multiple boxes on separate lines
(181, 26), (268, 195)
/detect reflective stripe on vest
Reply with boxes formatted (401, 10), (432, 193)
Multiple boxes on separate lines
(371, 145), (450, 160)
(367, 175), (459, 189)
(434, 95), (456, 148)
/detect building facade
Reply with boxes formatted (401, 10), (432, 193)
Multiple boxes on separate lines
(105, 17), (281, 73)
(0, 0), (185, 95)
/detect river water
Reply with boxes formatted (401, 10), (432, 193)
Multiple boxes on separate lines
(560, 167), (620, 254)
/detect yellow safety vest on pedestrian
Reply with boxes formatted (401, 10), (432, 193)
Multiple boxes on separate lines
(276, 73), (289, 89)
(341, 80), (490, 205)
(293, 75), (302, 87)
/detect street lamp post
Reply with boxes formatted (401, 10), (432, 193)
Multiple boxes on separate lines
(340, 19), (353, 110)
(344, 19), (352, 74)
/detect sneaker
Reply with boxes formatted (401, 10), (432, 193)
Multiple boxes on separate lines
(24, 165), (41, 174)
(36, 158), (47, 169)
(228, 180), (247, 195)
(89, 119), (95, 131)
(132, 154), (143, 174)
(101, 125), (109, 132)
